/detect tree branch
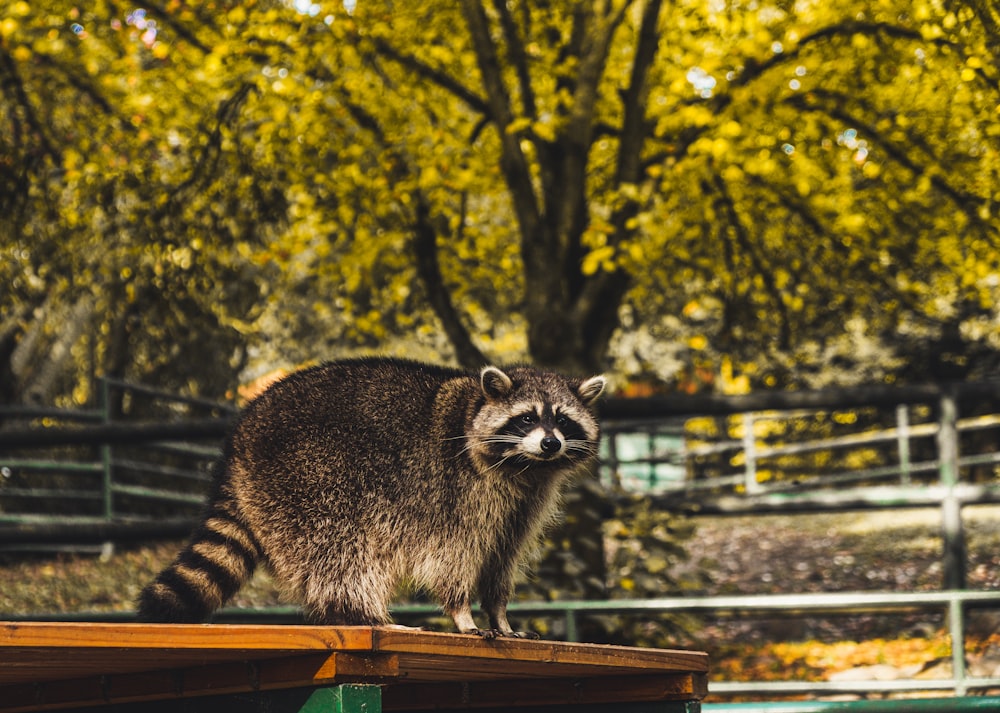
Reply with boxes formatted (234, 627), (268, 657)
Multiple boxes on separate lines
(614, 0), (662, 187)
(0, 48), (60, 165)
(153, 82), (256, 221)
(954, 0), (1000, 69)
(30, 52), (117, 116)
(550, 4), (627, 270)
(784, 90), (995, 235)
(458, 0), (543, 273)
(338, 85), (486, 367)
(491, 0), (536, 118)
(650, 18), (960, 166)
(371, 36), (490, 116)
(412, 196), (487, 368)
(710, 171), (792, 350)
(141, 0), (215, 55)
(569, 0), (661, 343)
(731, 20), (955, 89)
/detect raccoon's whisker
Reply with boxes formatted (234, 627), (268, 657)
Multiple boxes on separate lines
(509, 463), (533, 480)
(486, 456), (514, 473)
(490, 450), (531, 473)
(442, 434), (511, 459)
(451, 440), (476, 455)
(448, 434), (524, 458)
(565, 439), (599, 455)
(493, 453), (532, 475)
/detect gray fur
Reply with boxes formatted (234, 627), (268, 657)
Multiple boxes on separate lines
(137, 357), (605, 637)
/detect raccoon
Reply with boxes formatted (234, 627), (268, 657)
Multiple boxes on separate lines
(137, 357), (606, 637)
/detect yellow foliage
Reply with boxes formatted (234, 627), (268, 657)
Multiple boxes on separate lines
(688, 334), (708, 350)
(581, 245), (616, 276)
(4, 0), (1000, 392)
(719, 120), (742, 138)
(712, 633), (953, 683)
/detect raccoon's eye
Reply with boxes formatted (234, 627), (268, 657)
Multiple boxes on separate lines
(519, 413), (538, 425)
(555, 414), (569, 427)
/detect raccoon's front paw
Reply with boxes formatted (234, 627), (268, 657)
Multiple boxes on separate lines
(476, 629), (541, 640)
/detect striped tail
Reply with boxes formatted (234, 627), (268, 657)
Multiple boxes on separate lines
(137, 489), (262, 623)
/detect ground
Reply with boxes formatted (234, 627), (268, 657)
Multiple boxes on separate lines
(681, 507), (1000, 596)
(1, 506), (998, 693)
(677, 506), (1000, 693)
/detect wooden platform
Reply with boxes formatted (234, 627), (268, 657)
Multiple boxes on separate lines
(0, 622), (708, 712)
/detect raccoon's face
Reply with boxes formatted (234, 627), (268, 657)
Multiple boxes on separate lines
(469, 366), (606, 474)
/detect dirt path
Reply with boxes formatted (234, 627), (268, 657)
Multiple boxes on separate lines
(673, 505), (1000, 684)
(680, 505), (1000, 596)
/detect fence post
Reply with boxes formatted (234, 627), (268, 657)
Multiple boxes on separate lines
(604, 426), (620, 490)
(949, 595), (968, 696)
(564, 608), (579, 643)
(937, 391), (966, 590)
(99, 378), (114, 523)
(742, 412), (760, 494)
(896, 403), (911, 485)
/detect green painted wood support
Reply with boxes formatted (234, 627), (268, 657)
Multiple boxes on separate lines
(298, 685), (381, 713)
(64, 685), (384, 713)
(704, 696), (1000, 712)
(67, 686), (698, 713)
(99, 377), (114, 523)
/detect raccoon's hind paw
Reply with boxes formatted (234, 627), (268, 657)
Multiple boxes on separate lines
(466, 628), (540, 640)
(508, 630), (540, 640)
(465, 628), (500, 640)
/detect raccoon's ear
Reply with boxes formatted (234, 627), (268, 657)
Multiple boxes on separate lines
(577, 375), (607, 406)
(480, 366), (514, 399)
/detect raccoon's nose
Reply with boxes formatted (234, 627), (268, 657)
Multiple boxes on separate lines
(540, 436), (562, 454)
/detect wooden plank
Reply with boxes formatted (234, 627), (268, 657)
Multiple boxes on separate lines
(0, 624), (707, 684)
(0, 623), (381, 686)
(381, 673), (708, 710)
(0, 647), (301, 684)
(0, 622), (376, 656)
(384, 650), (706, 683)
(0, 653), (399, 712)
(370, 629), (709, 673)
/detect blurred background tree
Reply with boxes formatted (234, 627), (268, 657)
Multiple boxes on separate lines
(2, 0), (999, 627)
(2, 0), (998, 399)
